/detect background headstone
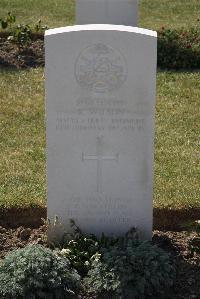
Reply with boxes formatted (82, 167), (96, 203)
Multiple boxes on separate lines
(45, 24), (157, 240)
(76, 0), (139, 26)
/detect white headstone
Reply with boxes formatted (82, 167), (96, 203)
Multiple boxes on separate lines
(76, 0), (138, 26)
(45, 24), (157, 240)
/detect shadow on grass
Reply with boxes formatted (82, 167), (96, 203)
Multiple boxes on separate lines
(154, 207), (200, 230)
(0, 206), (199, 231)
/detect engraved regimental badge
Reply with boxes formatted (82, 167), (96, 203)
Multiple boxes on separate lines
(75, 43), (127, 93)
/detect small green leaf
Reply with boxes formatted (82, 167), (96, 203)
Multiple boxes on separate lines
(1, 20), (8, 29)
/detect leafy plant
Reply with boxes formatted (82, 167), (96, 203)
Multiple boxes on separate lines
(8, 24), (32, 49)
(34, 19), (48, 33)
(0, 12), (16, 29)
(61, 237), (99, 277)
(0, 245), (81, 299)
(0, 12), (48, 49)
(84, 239), (176, 299)
(61, 221), (139, 277)
(60, 220), (100, 276)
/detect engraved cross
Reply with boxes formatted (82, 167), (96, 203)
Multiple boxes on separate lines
(82, 136), (119, 193)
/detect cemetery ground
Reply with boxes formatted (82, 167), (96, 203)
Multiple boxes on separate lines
(0, 0), (200, 298)
(0, 57), (200, 298)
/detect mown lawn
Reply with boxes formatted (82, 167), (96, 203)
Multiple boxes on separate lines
(0, 69), (45, 208)
(140, 0), (200, 30)
(0, 69), (199, 209)
(155, 72), (199, 209)
(0, 0), (199, 30)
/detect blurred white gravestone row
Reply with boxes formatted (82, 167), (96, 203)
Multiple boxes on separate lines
(76, 0), (139, 26)
(45, 1), (157, 240)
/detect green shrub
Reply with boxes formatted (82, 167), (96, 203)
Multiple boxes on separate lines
(61, 222), (139, 277)
(84, 239), (176, 299)
(34, 19), (48, 33)
(8, 24), (32, 48)
(0, 245), (81, 299)
(158, 27), (200, 69)
(0, 12), (16, 29)
(0, 12), (47, 49)
(60, 220), (100, 276)
(61, 236), (100, 277)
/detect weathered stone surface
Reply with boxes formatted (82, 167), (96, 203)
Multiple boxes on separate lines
(45, 24), (157, 239)
(76, 0), (138, 26)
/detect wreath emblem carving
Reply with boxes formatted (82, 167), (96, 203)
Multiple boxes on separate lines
(75, 43), (127, 93)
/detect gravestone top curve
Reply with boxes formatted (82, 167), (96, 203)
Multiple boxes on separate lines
(45, 24), (157, 37)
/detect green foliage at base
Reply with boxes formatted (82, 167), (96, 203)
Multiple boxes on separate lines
(0, 223), (176, 299)
(60, 223), (176, 299)
(60, 222), (139, 277)
(61, 234), (99, 276)
(84, 239), (176, 299)
(0, 245), (81, 299)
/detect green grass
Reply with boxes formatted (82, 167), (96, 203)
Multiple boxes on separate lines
(140, 0), (200, 30)
(0, 0), (75, 28)
(0, 69), (45, 208)
(155, 72), (200, 209)
(0, 0), (199, 30)
(0, 69), (199, 209)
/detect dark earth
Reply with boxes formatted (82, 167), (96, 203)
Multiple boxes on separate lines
(0, 33), (44, 69)
(0, 225), (199, 299)
(0, 33), (200, 299)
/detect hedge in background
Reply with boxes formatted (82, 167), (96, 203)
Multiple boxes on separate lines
(0, 12), (200, 70)
(158, 27), (200, 69)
